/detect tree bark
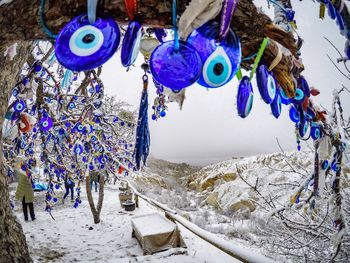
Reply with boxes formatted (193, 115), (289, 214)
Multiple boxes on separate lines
(0, 0), (298, 94)
(0, 41), (33, 262)
(86, 174), (105, 224)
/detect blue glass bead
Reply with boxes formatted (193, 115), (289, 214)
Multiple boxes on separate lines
(121, 20), (142, 67)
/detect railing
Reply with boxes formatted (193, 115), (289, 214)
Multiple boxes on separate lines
(126, 180), (275, 263)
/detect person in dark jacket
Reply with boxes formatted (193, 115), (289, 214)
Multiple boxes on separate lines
(63, 174), (75, 203)
(90, 170), (100, 192)
(15, 169), (35, 221)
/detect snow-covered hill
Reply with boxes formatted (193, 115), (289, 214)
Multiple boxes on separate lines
(131, 150), (350, 262)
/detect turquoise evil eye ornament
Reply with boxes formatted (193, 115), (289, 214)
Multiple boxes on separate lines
(150, 40), (202, 90)
(237, 76), (253, 118)
(55, 15), (120, 71)
(256, 64), (276, 104)
(187, 21), (241, 88)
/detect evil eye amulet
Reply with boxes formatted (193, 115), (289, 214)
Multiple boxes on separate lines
(187, 21), (241, 88)
(256, 65), (276, 104)
(310, 123), (322, 140)
(121, 20), (142, 67)
(150, 40), (202, 90)
(270, 89), (282, 119)
(55, 15), (120, 71)
(237, 76), (253, 118)
(292, 88), (306, 104)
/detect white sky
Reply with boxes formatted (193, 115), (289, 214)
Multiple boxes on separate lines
(101, 0), (350, 166)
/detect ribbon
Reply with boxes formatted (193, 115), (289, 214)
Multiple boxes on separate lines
(249, 37), (269, 81)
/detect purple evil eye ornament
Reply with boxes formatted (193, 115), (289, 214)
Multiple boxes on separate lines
(55, 15), (120, 71)
(40, 116), (53, 132)
(13, 100), (26, 113)
(256, 64), (276, 104)
(187, 21), (241, 88)
(270, 89), (282, 119)
(121, 20), (142, 67)
(150, 40), (202, 91)
(237, 76), (253, 118)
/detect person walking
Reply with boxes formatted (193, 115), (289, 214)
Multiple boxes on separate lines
(63, 174), (75, 203)
(15, 168), (35, 221)
(90, 170), (100, 192)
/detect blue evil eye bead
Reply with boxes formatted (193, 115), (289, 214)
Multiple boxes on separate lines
(55, 184), (60, 190)
(68, 102), (76, 109)
(53, 197), (58, 203)
(279, 86), (291, 105)
(321, 160), (329, 170)
(270, 89), (282, 119)
(40, 116), (53, 131)
(76, 123), (84, 132)
(298, 76), (310, 97)
(12, 88), (19, 97)
(55, 15), (120, 71)
(331, 161), (340, 172)
(93, 100), (102, 109)
(327, 2), (336, 20)
(74, 144), (83, 155)
(310, 123), (322, 140)
(298, 120), (309, 138)
(13, 100), (26, 113)
(121, 20), (142, 67)
(187, 21), (241, 88)
(22, 77), (29, 86)
(150, 40), (202, 91)
(305, 107), (316, 120)
(237, 76), (253, 118)
(256, 65), (276, 104)
(289, 105), (300, 123)
(292, 88), (305, 104)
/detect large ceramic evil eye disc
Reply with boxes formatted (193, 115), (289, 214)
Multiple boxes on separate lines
(187, 21), (241, 88)
(150, 40), (202, 90)
(55, 15), (120, 71)
(69, 25), (104, 56)
(202, 46), (231, 87)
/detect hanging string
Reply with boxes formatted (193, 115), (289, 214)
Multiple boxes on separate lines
(39, 0), (57, 39)
(88, 0), (99, 24)
(172, 0), (179, 52)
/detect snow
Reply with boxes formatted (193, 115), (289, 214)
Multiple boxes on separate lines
(10, 182), (241, 263)
(131, 213), (176, 236)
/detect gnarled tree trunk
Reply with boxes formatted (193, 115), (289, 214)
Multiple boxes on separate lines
(0, 41), (33, 263)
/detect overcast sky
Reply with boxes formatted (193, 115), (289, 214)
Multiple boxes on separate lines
(101, 0), (350, 166)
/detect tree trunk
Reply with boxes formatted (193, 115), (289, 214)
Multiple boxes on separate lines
(0, 41), (33, 262)
(0, 0), (298, 94)
(86, 174), (105, 224)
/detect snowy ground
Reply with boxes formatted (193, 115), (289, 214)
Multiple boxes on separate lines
(10, 182), (240, 263)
